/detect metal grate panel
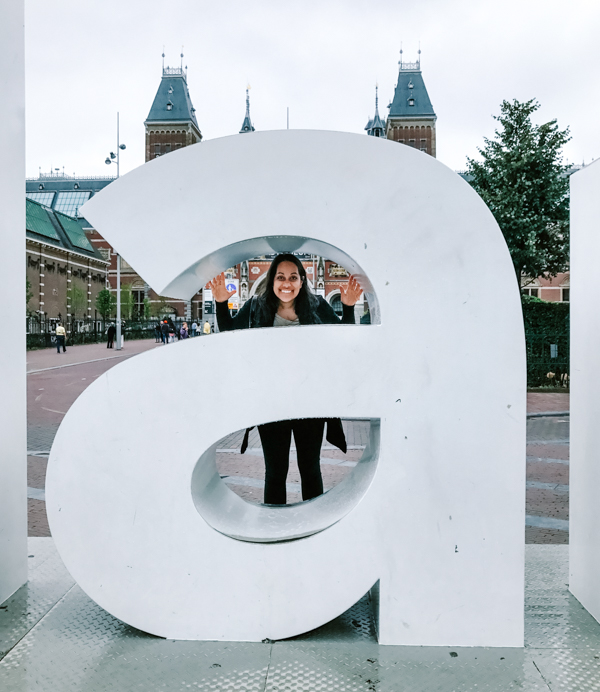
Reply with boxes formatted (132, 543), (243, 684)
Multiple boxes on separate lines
(3, 541), (600, 691)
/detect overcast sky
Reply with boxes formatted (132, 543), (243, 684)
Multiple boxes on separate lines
(24, 0), (600, 179)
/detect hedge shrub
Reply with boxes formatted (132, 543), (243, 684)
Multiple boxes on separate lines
(522, 295), (569, 388)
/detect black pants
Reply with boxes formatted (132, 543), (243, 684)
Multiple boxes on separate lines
(258, 418), (325, 505)
(56, 335), (66, 353)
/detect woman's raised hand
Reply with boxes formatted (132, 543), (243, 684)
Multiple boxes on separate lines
(340, 275), (363, 307)
(207, 273), (236, 303)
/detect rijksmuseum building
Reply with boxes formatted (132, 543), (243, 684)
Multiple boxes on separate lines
(25, 53), (569, 325)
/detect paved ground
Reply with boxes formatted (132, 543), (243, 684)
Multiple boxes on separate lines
(26, 337), (162, 373)
(27, 340), (162, 536)
(525, 415), (569, 544)
(26, 341), (570, 543)
(527, 391), (569, 414)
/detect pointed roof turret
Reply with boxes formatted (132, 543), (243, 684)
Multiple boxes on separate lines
(365, 84), (386, 137)
(239, 87), (255, 133)
(385, 47), (436, 157)
(145, 65), (201, 133)
(144, 58), (202, 162)
(387, 50), (435, 118)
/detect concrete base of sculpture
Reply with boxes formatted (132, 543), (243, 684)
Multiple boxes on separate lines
(47, 130), (525, 645)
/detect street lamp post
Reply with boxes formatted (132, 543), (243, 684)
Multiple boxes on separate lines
(105, 113), (126, 350)
(116, 254), (121, 350)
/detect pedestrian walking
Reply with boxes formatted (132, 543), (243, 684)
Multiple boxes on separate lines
(180, 322), (189, 339)
(154, 322), (162, 343)
(55, 322), (67, 354)
(208, 253), (362, 505)
(191, 321), (198, 337)
(160, 319), (170, 344)
(106, 323), (116, 349)
(167, 317), (179, 341)
(203, 320), (211, 335)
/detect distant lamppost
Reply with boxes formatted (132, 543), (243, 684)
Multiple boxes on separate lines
(104, 112), (126, 350)
(105, 112), (126, 179)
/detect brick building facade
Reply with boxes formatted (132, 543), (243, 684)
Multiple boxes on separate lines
(522, 273), (570, 302)
(25, 197), (109, 326)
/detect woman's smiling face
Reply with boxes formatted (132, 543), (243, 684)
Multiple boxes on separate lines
(273, 261), (302, 304)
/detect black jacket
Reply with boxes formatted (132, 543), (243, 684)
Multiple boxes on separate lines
(216, 295), (355, 331)
(216, 295), (354, 454)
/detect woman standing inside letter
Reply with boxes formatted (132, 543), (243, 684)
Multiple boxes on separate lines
(208, 254), (362, 505)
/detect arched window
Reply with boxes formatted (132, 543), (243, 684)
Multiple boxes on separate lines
(330, 293), (343, 316)
(131, 284), (145, 318)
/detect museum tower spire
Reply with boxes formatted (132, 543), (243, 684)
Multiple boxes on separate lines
(144, 58), (202, 162)
(385, 48), (436, 156)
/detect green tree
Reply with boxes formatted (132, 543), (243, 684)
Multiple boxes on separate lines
(26, 278), (33, 313)
(149, 295), (169, 318)
(95, 288), (116, 319)
(466, 99), (571, 287)
(69, 284), (87, 318)
(120, 283), (134, 320)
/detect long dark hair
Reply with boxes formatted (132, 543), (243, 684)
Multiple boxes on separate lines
(255, 254), (321, 326)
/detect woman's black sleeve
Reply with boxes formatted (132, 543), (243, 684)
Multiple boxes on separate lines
(341, 304), (355, 325)
(316, 297), (355, 325)
(215, 299), (253, 332)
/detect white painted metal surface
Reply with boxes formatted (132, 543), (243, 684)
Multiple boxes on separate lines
(570, 159), (600, 623)
(47, 130), (525, 644)
(192, 422), (379, 543)
(0, 0), (27, 605)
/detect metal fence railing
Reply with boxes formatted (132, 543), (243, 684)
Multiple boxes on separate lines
(525, 332), (569, 388)
(26, 317), (571, 388)
(26, 316), (173, 349)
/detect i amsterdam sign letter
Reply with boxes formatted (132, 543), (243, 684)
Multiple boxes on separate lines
(47, 131), (525, 645)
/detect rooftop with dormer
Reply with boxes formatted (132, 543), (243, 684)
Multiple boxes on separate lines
(145, 65), (200, 129)
(387, 51), (436, 120)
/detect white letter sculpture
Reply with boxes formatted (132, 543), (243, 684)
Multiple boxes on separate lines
(47, 131), (525, 645)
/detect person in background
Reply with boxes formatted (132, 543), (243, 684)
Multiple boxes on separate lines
(203, 320), (211, 335)
(191, 320), (198, 337)
(167, 317), (179, 341)
(180, 322), (189, 339)
(106, 323), (116, 349)
(55, 322), (67, 354)
(154, 322), (162, 343)
(160, 319), (170, 344)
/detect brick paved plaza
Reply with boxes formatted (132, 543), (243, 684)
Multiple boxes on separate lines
(27, 340), (569, 543)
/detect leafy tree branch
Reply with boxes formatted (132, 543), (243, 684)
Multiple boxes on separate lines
(466, 99), (571, 287)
